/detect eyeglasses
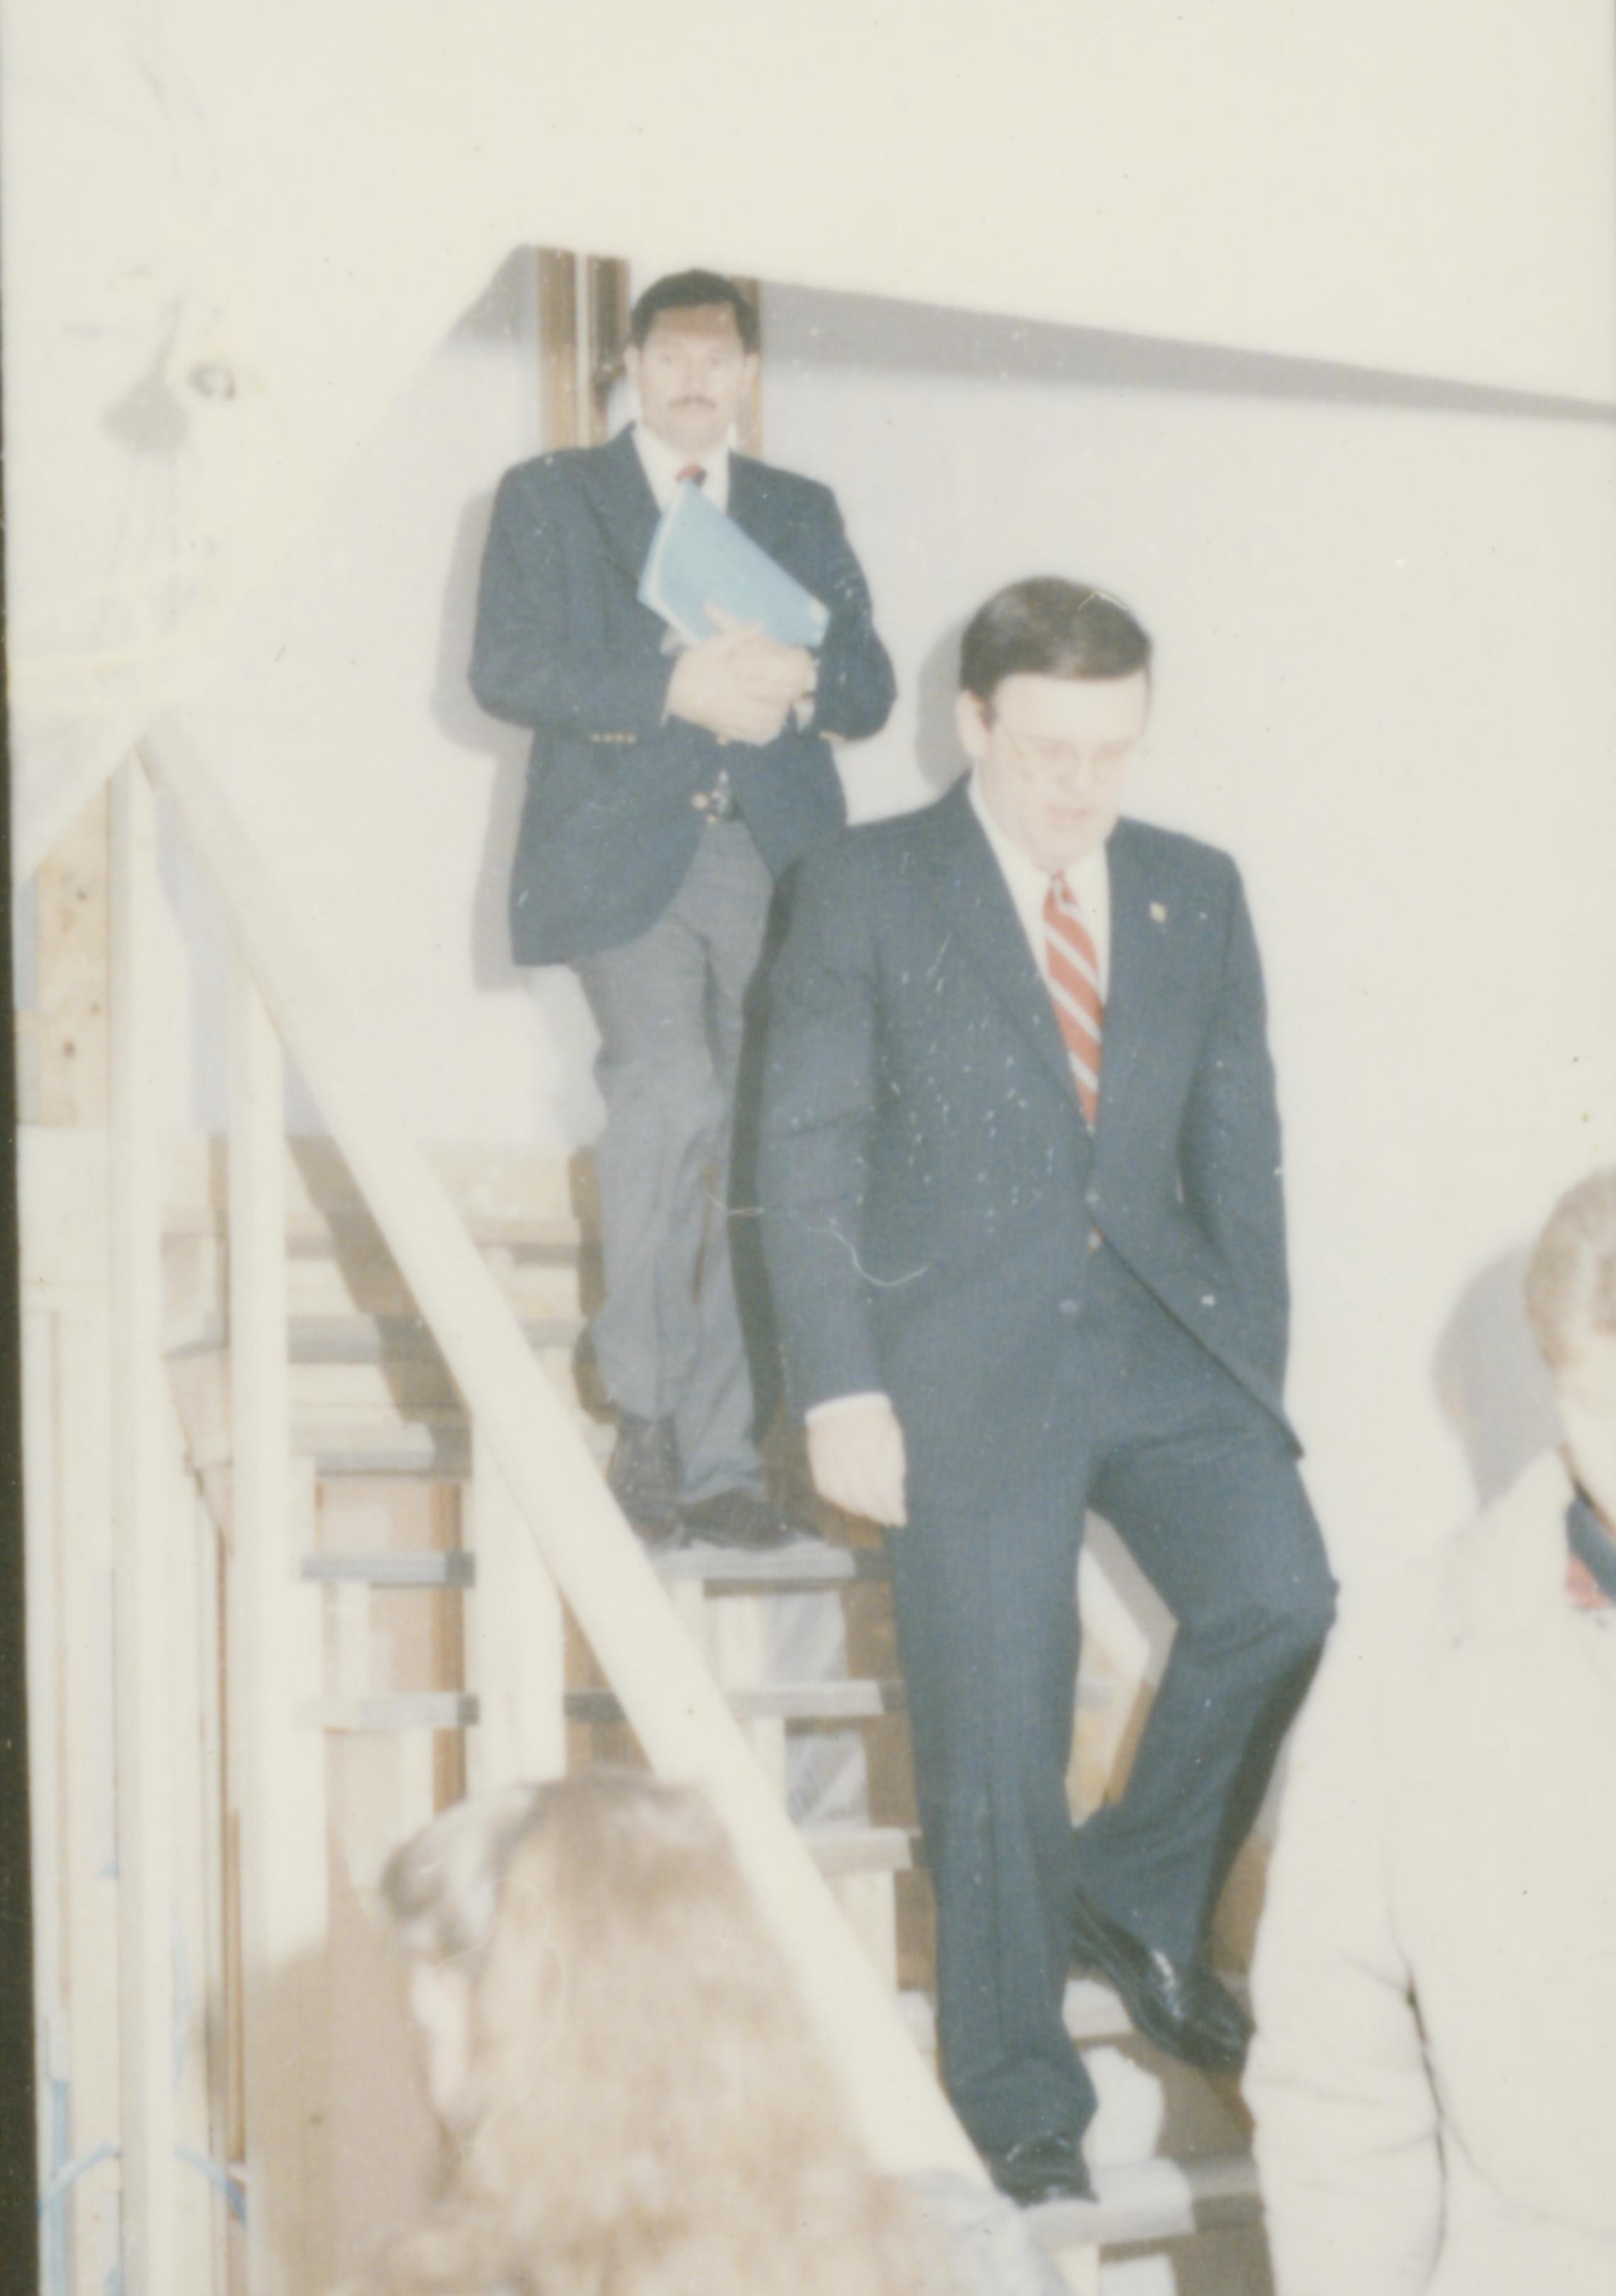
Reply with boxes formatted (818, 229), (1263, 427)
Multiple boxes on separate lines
(995, 727), (1140, 780)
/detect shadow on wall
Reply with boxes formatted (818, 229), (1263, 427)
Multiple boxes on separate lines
(431, 485), (532, 998)
(914, 619), (967, 794)
(1432, 1248), (1559, 1510)
(763, 282), (1616, 424)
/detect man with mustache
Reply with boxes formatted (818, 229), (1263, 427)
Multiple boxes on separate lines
(471, 270), (894, 1548)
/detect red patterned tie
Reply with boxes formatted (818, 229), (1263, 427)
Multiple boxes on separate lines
(1044, 874), (1104, 1126)
(1568, 1554), (1615, 1610)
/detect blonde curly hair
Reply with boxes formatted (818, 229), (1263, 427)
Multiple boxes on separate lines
(365, 1770), (948, 2296)
(1525, 1168), (1616, 1366)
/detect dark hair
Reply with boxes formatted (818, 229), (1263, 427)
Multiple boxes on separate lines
(959, 577), (1152, 704)
(629, 270), (759, 353)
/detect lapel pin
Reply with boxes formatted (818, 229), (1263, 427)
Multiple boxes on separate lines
(1150, 901), (1169, 924)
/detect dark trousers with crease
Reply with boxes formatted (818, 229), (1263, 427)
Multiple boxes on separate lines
(887, 1244), (1335, 2152)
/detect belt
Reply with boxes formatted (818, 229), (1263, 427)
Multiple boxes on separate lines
(690, 776), (739, 822)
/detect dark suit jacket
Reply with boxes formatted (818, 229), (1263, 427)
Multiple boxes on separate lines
(758, 782), (1294, 1514)
(469, 428), (895, 964)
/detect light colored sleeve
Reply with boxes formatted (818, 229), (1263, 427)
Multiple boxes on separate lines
(1245, 1610), (1444, 2296)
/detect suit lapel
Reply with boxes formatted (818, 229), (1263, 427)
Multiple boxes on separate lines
(580, 428), (662, 586)
(1098, 822), (1177, 1143)
(917, 783), (1082, 1116)
(727, 454), (795, 557)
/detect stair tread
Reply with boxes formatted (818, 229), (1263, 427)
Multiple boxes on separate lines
(296, 1538), (885, 1592)
(802, 1823), (921, 1874)
(899, 1972), (1249, 2051)
(566, 1677), (908, 1724)
(302, 1551), (475, 1587)
(1027, 2149), (1259, 2249)
(165, 1205), (585, 1254)
(302, 1692), (478, 1731)
(658, 1538), (889, 1586)
(169, 1310), (582, 1363)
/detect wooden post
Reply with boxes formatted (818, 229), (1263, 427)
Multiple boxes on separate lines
(733, 274), (765, 456)
(52, 1306), (122, 2296)
(108, 757), (179, 2294)
(164, 1401), (231, 2290)
(227, 954), (331, 2295)
(467, 1428), (566, 1795)
(584, 257), (630, 446)
(21, 1305), (64, 2296)
(537, 250), (582, 451)
(186, 1431), (235, 2295)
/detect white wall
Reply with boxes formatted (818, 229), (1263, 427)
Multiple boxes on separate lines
(155, 265), (1616, 1584)
(171, 251), (601, 1148)
(758, 286), (1616, 1577)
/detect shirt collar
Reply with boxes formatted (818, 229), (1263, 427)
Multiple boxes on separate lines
(967, 770), (1111, 917)
(632, 420), (731, 514)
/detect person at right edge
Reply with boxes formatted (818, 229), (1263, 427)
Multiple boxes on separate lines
(757, 577), (1337, 2203)
(1247, 1166), (1616, 2296)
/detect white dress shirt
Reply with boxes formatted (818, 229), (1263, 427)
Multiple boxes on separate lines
(966, 770), (1111, 994)
(632, 420), (731, 514)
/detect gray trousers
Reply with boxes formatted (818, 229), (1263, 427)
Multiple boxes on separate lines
(574, 822), (773, 1504)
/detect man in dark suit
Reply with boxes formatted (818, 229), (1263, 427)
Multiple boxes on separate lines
(471, 270), (894, 1549)
(758, 578), (1335, 2200)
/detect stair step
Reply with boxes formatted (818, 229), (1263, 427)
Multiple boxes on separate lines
(899, 1977), (1143, 2057)
(299, 1422), (474, 1480)
(303, 1693), (478, 1732)
(1027, 2151), (1260, 2250)
(297, 1539), (883, 1592)
(302, 1551), (476, 1588)
(302, 1684), (911, 1733)
(286, 1408), (612, 1480)
(567, 1678), (908, 1726)
(169, 1311), (582, 1365)
(658, 1540), (890, 1588)
(802, 1824), (921, 1875)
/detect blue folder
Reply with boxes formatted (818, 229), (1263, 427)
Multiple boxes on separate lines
(639, 480), (831, 649)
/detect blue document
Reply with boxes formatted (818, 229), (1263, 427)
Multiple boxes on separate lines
(639, 480), (831, 649)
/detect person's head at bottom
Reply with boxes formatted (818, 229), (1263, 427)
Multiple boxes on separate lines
(364, 1768), (1052, 2296)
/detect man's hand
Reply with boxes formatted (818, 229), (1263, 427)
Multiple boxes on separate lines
(807, 1395), (909, 1527)
(665, 613), (816, 745)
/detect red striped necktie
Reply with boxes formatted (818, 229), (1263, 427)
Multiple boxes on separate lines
(1044, 874), (1104, 1127)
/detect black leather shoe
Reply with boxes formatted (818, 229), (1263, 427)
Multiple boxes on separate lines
(676, 1488), (809, 1551)
(1070, 1888), (1252, 2074)
(981, 2130), (1095, 2207)
(606, 1413), (683, 1548)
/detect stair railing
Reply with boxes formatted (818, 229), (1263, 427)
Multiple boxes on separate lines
(115, 725), (990, 2290)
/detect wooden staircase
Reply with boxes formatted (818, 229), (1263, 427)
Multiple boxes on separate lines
(161, 1137), (1267, 2292)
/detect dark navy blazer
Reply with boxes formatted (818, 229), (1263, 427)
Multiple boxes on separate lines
(469, 427), (895, 964)
(758, 782), (1295, 1514)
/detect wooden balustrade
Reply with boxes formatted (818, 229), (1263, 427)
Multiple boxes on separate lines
(132, 718), (986, 2268)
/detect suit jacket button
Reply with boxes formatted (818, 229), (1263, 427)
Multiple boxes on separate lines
(1085, 1187), (1101, 1210)
(1059, 1298), (1081, 1317)
(1087, 1230), (1102, 1254)
(691, 792), (709, 811)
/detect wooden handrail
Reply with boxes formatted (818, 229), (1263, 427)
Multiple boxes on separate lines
(138, 721), (984, 2185)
